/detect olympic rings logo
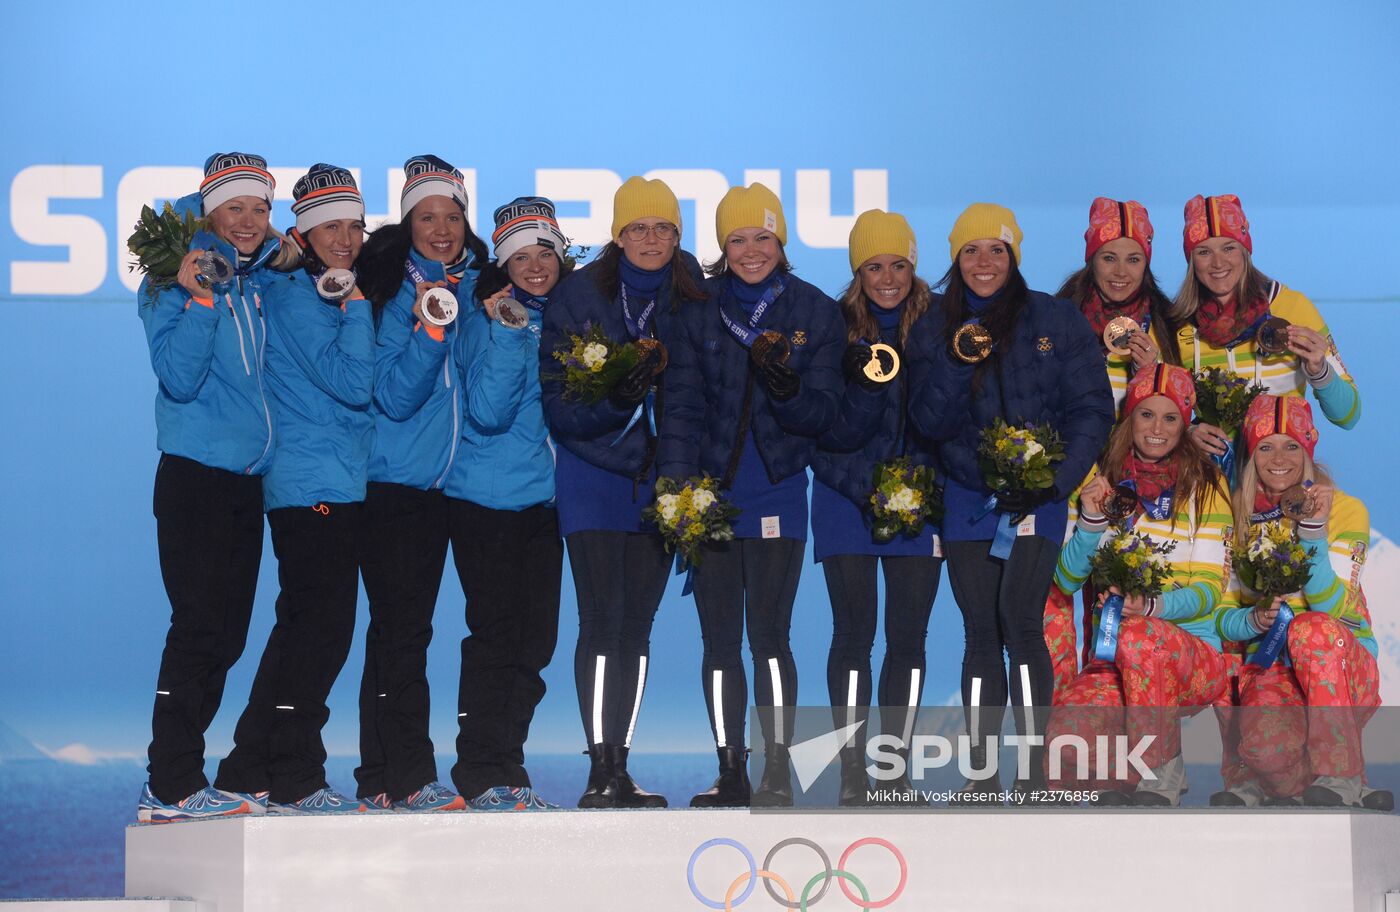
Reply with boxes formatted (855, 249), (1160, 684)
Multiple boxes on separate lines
(687, 837), (908, 910)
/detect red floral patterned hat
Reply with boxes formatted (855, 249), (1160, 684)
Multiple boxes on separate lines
(1085, 197), (1154, 264)
(1182, 194), (1252, 259)
(1244, 394), (1319, 458)
(1124, 364), (1196, 424)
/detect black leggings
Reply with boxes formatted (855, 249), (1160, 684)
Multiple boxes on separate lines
(822, 554), (941, 744)
(691, 537), (804, 750)
(944, 536), (1059, 742)
(566, 531), (671, 747)
(215, 501), (362, 804)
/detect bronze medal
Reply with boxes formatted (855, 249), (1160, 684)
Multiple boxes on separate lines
(635, 336), (669, 373)
(1103, 315), (1139, 356)
(751, 330), (791, 366)
(1279, 483), (1315, 519)
(1256, 316), (1292, 355)
(863, 342), (901, 383)
(952, 322), (993, 363)
(1104, 483), (1140, 523)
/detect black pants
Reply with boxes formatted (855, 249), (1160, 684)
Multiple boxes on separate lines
(567, 531), (671, 747)
(691, 537), (804, 751)
(146, 454), (264, 804)
(354, 482), (449, 800)
(944, 536), (1059, 742)
(822, 554), (941, 745)
(448, 499), (563, 799)
(215, 502), (362, 803)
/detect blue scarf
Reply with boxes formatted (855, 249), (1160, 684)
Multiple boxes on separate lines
(729, 273), (771, 314)
(618, 257), (669, 298)
(869, 300), (902, 333)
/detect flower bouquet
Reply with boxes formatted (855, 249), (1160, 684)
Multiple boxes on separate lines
(1231, 521), (1314, 667)
(1192, 367), (1265, 437)
(127, 202), (204, 289)
(1089, 531), (1176, 661)
(643, 475), (740, 567)
(550, 323), (643, 404)
(977, 417), (1065, 497)
(869, 458), (942, 544)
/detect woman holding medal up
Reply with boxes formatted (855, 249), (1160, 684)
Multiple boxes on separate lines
(1211, 395), (1389, 810)
(905, 203), (1113, 801)
(1177, 194), (1360, 464)
(1045, 365), (1231, 806)
(213, 164), (374, 814)
(136, 153), (300, 822)
(441, 197), (566, 811)
(541, 178), (706, 809)
(1043, 199), (1185, 699)
(658, 183), (845, 807)
(811, 210), (942, 806)
(352, 155), (488, 813)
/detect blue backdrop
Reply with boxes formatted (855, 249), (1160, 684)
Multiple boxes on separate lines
(2, 0), (1399, 777)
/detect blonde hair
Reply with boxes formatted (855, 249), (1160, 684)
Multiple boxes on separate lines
(265, 228), (302, 272)
(837, 273), (933, 349)
(1231, 447), (1332, 549)
(1173, 246), (1272, 321)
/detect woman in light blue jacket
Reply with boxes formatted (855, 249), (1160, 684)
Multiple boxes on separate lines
(213, 164), (374, 814)
(352, 155), (488, 813)
(136, 152), (297, 822)
(443, 197), (566, 810)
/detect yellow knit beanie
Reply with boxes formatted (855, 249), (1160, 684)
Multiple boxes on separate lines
(848, 209), (918, 272)
(611, 176), (682, 240)
(947, 203), (1022, 264)
(715, 182), (787, 248)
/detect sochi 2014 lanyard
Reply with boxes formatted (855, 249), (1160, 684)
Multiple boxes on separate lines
(620, 285), (657, 339)
(719, 276), (788, 348)
(1118, 480), (1175, 530)
(511, 284), (546, 312)
(1250, 505), (1286, 524)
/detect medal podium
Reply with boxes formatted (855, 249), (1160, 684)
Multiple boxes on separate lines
(125, 807), (1400, 911)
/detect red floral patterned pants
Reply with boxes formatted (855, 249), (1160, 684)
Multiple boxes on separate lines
(1232, 613), (1380, 797)
(1044, 586), (1080, 702)
(1046, 618), (1226, 789)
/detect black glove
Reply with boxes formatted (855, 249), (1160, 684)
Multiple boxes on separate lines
(995, 486), (1057, 517)
(760, 360), (800, 401)
(841, 344), (881, 390)
(609, 362), (652, 409)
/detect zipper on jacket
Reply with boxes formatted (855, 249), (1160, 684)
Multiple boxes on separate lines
(721, 367), (757, 489)
(433, 349), (459, 490)
(247, 289), (273, 475)
(226, 291), (251, 376)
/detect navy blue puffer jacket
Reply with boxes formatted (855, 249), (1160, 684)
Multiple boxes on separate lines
(657, 272), (844, 484)
(812, 318), (939, 507)
(906, 290), (1112, 497)
(540, 251), (705, 477)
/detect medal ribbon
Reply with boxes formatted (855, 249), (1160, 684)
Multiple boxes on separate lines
(972, 495), (1020, 560)
(1094, 593), (1126, 663)
(719, 276), (788, 349)
(1248, 603), (1295, 668)
(620, 285), (657, 339)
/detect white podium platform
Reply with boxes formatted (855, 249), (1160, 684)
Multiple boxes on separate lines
(126, 808), (1400, 912)
(1, 903), (201, 911)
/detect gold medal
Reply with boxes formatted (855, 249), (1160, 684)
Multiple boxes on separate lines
(862, 342), (901, 383)
(751, 330), (791, 366)
(635, 337), (669, 373)
(1103, 315), (1139, 356)
(952, 322), (993, 363)
(1257, 316), (1292, 355)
